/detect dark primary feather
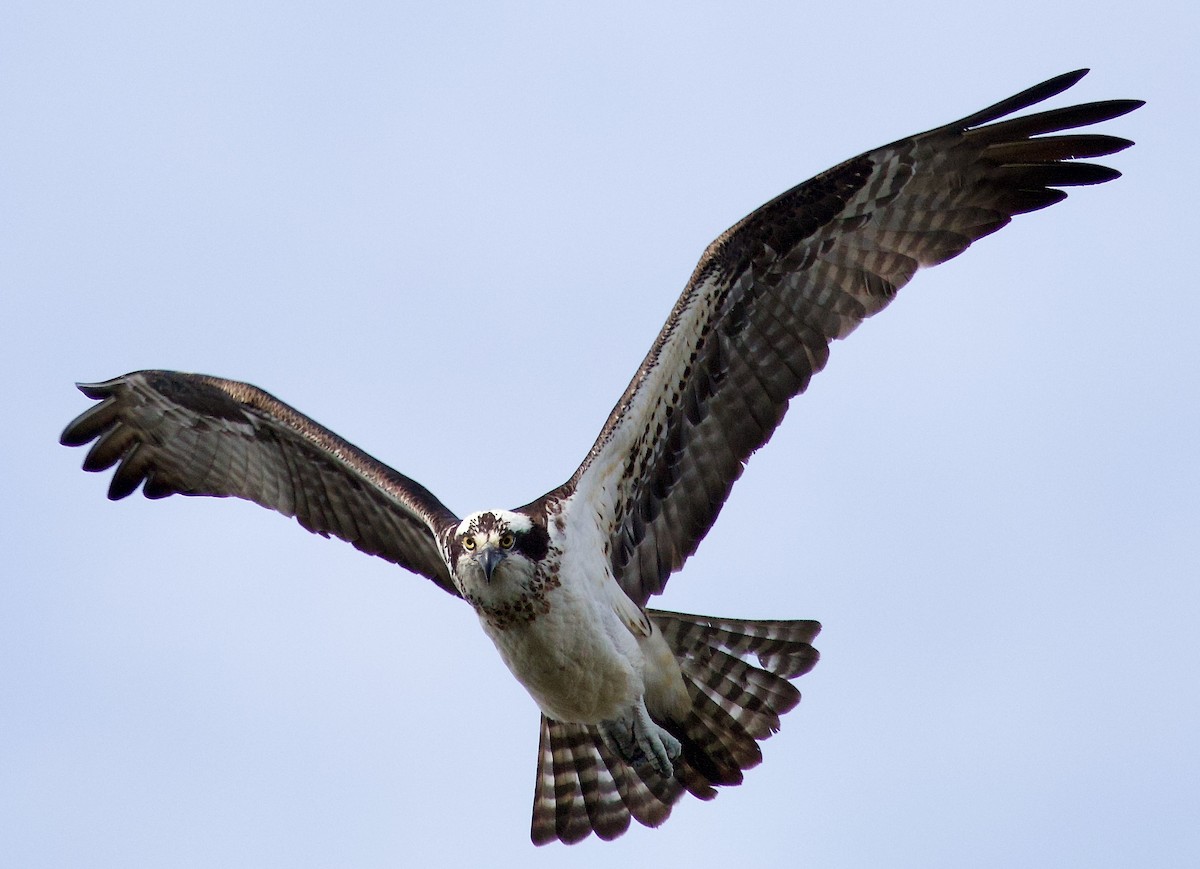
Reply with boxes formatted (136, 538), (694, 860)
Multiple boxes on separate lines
(560, 70), (1141, 607)
(61, 370), (460, 595)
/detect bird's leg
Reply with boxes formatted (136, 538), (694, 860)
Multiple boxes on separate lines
(598, 699), (681, 778)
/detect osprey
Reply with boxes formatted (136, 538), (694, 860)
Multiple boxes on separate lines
(62, 70), (1139, 845)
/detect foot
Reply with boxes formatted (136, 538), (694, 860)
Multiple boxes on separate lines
(598, 701), (681, 777)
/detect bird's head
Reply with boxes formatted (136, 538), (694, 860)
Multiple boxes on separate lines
(449, 509), (550, 590)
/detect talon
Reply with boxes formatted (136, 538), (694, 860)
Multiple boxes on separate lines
(599, 703), (681, 778)
(646, 726), (680, 777)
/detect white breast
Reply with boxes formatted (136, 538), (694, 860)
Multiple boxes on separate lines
(479, 514), (646, 725)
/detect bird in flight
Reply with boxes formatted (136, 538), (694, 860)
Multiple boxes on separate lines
(62, 70), (1140, 845)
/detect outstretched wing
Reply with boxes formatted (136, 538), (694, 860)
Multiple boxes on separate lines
(562, 69), (1141, 606)
(61, 370), (461, 595)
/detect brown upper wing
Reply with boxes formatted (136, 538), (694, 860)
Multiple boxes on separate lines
(559, 69), (1141, 606)
(61, 370), (460, 594)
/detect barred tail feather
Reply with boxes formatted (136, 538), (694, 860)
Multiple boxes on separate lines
(531, 717), (680, 845)
(529, 609), (820, 845)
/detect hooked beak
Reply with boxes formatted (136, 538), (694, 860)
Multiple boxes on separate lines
(478, 546), (506, 583)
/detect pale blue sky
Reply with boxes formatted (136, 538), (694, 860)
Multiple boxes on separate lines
(3, 2), (1197, 867)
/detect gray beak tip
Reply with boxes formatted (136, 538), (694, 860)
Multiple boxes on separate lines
(480, 547), (505, 583)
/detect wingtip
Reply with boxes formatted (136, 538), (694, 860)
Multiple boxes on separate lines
(61, 394), (117, 447)
(1059, 68), (1090, 86)
(1036, 68), (1090, 101)
(76, 379), (116, 400)
(953, 68), (1101, 131)
(1115, 98), (1147, 117)
(1104, 135), (1137, 155)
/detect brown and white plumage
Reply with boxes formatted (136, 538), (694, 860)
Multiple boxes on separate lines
(530, 611), (820, 844)
(62, 371), (460, 593)
(60, 70), (1140, 845)
(560, 69), (1141, 608)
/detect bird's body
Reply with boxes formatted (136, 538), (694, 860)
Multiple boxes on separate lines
(61, 70), (1141, 844)
(447, 504), (692, 771)
(458, 506), (638, 725)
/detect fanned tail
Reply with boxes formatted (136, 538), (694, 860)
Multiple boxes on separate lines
(530, 609), (820, 845)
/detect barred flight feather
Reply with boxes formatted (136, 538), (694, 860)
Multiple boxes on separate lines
(60, 371), (459, 593)
(560, 71), (1140, 609)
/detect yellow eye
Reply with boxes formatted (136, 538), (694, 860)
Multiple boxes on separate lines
(499, 532), (515, 550)
(462, 536), (476, 551)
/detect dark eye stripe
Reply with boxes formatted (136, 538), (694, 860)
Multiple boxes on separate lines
(513, 524), (551, 561)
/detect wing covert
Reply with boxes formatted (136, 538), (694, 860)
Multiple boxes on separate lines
(61, 370), (461, 595)
(565, 70), (1141, 605)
